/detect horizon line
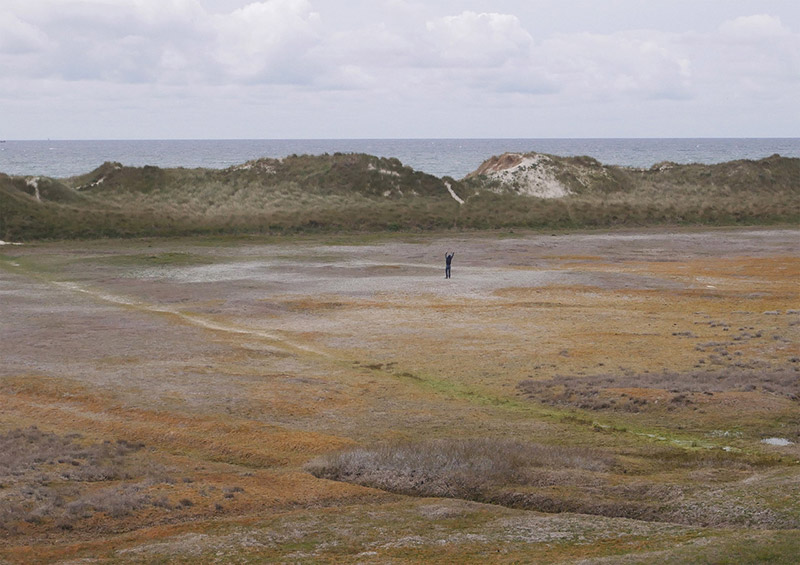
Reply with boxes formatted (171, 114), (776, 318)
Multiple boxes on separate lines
(4, 136), (800, 143)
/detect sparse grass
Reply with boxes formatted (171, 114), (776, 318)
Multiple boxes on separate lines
(517, 368), (800, 413)
(0, 427), (170, 533)
(0, 426), (143, 478)
(627, 530), (800, 564)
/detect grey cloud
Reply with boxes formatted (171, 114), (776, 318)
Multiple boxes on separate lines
(1, 1), (799, 139)
(1, 0), (323, 85)
(0, 13), (52, 55)
(538, 31), (694, 102)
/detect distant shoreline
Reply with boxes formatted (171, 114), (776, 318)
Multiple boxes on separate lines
(3, 138), (800, 180)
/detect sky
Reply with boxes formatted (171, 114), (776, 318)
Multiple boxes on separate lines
(1, 0), (799, 140)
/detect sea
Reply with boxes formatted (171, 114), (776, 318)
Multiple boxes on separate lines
(1, 138), (799, 180)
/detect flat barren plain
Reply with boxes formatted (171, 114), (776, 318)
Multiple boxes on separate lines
(1, 227), (798, 563)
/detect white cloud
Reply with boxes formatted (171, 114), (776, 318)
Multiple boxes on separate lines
(689, 14), (800, 101)
(322, 23), (416, 69)
(209, 0), (322, 82)
(314, 11), (547, 95)
(425, 11), (534, 67)
(540, 31), (693, 101)
(0, 0), (323, 84)
(0, 0), (203, 81)
(718, 14), (789, 40)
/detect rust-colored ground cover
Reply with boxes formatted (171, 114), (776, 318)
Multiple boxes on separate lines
(1, 228), (798, 563)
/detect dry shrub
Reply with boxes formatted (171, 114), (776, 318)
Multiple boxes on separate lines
(307, 439), (677, 523)
(306, 438), (613, 499)
(307, 436), (798, 528)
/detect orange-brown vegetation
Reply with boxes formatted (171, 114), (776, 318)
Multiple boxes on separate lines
(0, 228), (798, 562)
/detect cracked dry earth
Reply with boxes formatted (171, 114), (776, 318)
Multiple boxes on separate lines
(0, 227), (798, 563)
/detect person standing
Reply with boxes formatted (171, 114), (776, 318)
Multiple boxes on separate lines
(445, 251), (455, 279)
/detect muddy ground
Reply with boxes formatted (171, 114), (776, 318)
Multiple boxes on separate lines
(0, 227), (798, 563)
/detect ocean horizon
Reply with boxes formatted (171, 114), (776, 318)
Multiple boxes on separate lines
(2, 137), (799, 180)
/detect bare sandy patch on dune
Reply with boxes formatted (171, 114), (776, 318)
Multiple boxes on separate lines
(476, 153), (571, 198)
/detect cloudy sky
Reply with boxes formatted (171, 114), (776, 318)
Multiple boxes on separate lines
(2, 0), (799, 139)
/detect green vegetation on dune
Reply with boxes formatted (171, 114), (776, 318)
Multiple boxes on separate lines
(1, 152), (798, 240)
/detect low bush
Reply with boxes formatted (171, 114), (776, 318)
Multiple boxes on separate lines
(307, 435), (797, 528)
(307, 438), (613, 499)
